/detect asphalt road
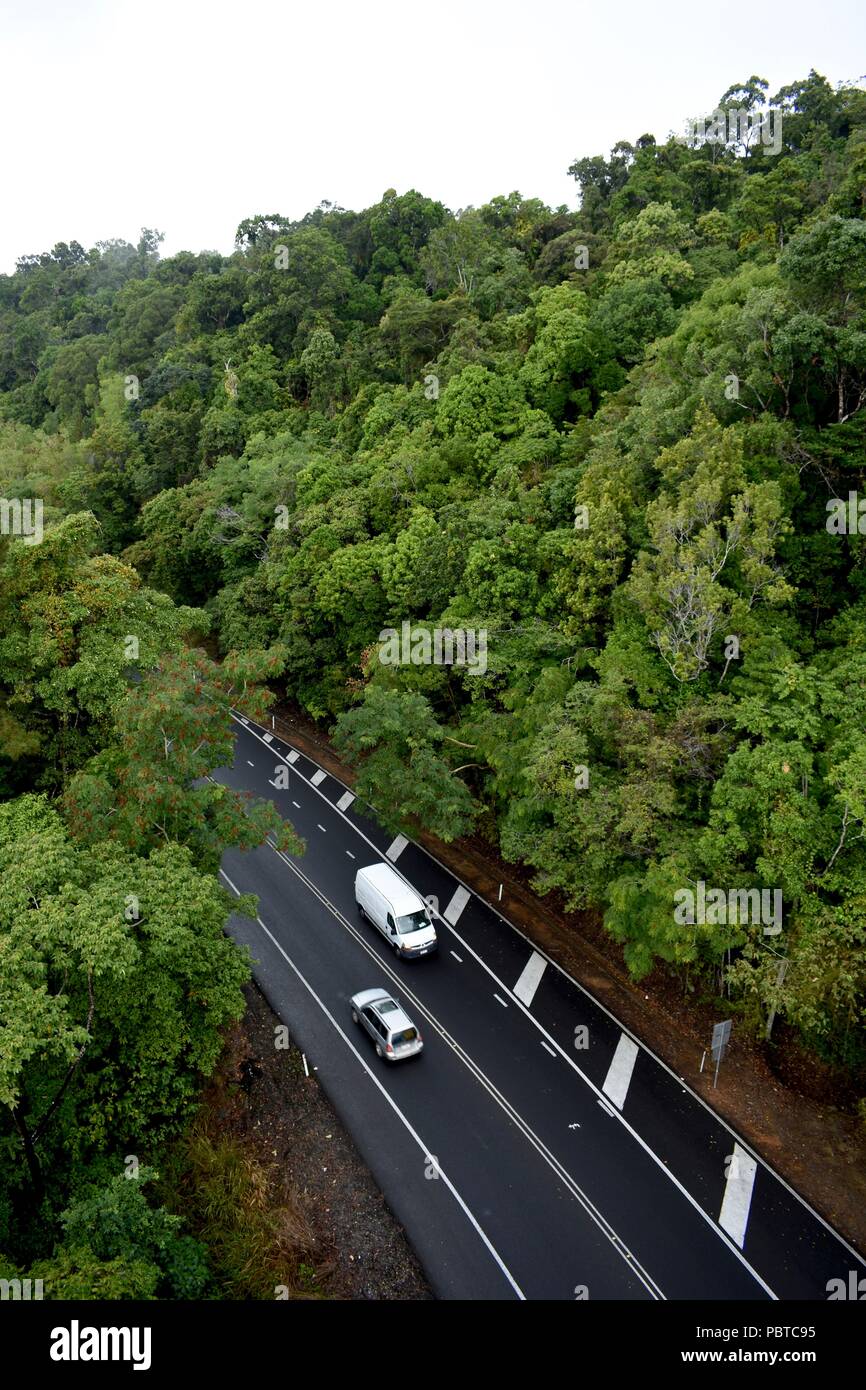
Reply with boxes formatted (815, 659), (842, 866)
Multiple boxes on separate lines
(215, 715), (866, 1302)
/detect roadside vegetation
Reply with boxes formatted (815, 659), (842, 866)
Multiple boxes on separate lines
(2, 68), (866, 1293)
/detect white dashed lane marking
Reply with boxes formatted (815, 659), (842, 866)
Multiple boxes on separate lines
(493, 994), (509, 1009)
(310, 769), (327, 786)
(513, 950), (547, 1007)
(602, 1033), (639, 1111)
(719, 1143), (758, 1250)
(263, 733), (273, 743)
(336, 790), (355, 812)
(287, 750), (300, 764)
(443, 885), (471, 924)
(386, 834), (408, 861)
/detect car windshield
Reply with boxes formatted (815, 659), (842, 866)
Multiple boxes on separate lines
(392, 1028), (418, 1045)
(396, 909), (430, 935)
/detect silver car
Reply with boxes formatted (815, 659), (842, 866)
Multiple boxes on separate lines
(350, 988), (424, 1062)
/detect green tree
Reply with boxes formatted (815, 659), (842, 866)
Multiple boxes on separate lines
(628, 411), (794, 681)
(64, 646), (303, 867)
(0, 512), (201, 785)
(0, 794), (255, 1200)
(332, 687), (478, 841)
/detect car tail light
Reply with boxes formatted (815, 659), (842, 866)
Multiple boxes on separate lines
(386, 1043), (394, 1054)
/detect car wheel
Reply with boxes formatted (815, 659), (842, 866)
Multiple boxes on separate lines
(375, 1043), (384, 1058)
(351, 1008), (359, 1024)
(393, 941), (402, 958)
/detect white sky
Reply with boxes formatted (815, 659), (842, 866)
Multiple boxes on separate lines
(2, 0), (865, 273)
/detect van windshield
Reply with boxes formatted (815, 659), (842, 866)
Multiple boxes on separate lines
(396, 909), (431, 935)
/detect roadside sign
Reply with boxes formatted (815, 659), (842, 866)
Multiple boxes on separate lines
(711, 1020), (732, 1088)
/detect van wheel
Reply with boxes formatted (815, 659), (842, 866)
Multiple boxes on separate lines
(351, 1008), (359, 1024)
(375, 1043), (384, 1058)
(393, 941), (402, 958)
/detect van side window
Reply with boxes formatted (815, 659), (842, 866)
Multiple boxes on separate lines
(386, 912), (396, 934)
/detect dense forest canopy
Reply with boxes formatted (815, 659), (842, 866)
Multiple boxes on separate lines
(2, 70), (866, 1279)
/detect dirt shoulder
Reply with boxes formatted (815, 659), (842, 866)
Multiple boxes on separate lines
(201, 980), (432, 1299)
(263, 700), (866, 1256)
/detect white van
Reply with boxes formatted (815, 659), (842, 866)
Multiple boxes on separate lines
(354, 863), (438, 959)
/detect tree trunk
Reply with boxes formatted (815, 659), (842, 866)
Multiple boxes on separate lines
(11, 1106), (43, 1203)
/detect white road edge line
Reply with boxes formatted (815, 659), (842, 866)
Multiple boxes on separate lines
(219, 868), (526, 1301)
